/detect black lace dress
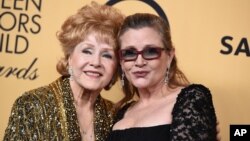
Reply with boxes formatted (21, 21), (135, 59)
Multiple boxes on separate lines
(107, 84), (217, 141)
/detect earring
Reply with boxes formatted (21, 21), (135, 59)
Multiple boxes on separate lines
(68, 65), (73, 81)
(164, 65), (170, 84)
(121, 72), (125, 87)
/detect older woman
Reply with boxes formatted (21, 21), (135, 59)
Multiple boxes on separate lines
(107, 13), (217, 141)
(4, 2), (124, 141)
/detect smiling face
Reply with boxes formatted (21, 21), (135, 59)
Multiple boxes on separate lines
(120, 27), (174, 89)
(68, 32), (117, 91)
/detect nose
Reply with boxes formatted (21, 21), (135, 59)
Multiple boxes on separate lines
(90, 54), (101, 67)
(135, 54), (146, 67)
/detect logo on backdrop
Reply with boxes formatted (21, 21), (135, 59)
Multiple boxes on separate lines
(0, 0), (42, 80)
(230, 125), (250, 141)
(220, 36), (249, 57)
(106, 0), (169, 27)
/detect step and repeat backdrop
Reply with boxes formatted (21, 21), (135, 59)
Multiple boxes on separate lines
(1, 0), (249, 140)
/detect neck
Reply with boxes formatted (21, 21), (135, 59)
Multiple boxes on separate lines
(70, 81), (100, 109)
(137, 82), (169, 104)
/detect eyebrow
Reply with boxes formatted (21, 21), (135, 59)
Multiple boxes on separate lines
(144, 44), (163, 48)
(122, 44), (162, 50)
(101, 48), (115, 52)
(80, 42), (94, 47)
(122, 45), (136, 50)
(81, 42), (115, 52)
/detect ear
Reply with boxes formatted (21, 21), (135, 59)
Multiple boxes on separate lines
(167, 48), (175, 66)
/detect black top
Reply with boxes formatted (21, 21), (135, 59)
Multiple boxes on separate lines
(107, 124), (170, 141)
(106, 84), (217, 141)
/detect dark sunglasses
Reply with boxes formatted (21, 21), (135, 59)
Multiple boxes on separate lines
(119, 47), (165, 61)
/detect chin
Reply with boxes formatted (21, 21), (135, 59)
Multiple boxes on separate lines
(132, 82), (149, 89)
(84, 87), (101, 91)
(82, 83), (103, 91)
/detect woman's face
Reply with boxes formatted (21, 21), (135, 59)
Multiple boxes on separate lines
(69, 32), (117, 91)
(119, 27), (174, 89)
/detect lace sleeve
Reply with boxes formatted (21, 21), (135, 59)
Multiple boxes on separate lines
(171, 84), (217, 141)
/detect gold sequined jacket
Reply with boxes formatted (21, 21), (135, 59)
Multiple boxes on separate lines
(4, 77), (114, 141)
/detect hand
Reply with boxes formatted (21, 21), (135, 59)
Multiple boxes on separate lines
(216, 121), (221, 141)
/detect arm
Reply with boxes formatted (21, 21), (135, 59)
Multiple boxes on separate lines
(171, 84), (217, 141)
(3, 93), (46, 140)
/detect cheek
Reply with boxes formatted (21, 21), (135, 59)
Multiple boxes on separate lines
(70, 51), (83, 63)
(152, 60), (168, 75)
(121, 61), (134, 71)
(140, 58), (166, 75)
(71, 57), (86, 68)
(121, 62), (134, 80)
(104, 60), (117, 75)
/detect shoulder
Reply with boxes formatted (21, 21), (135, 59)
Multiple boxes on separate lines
(15, 86), (50, 105)
(183, 84), (211, 94)
(173, 84), (215, 116)
(178, 84), (212, 101)
(114, 101), (135, 122)
(7, 85), (53, 127)
(118, 101), (135, 113)
(13, 79), (62, 110)
(172, 84), (216, 121)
